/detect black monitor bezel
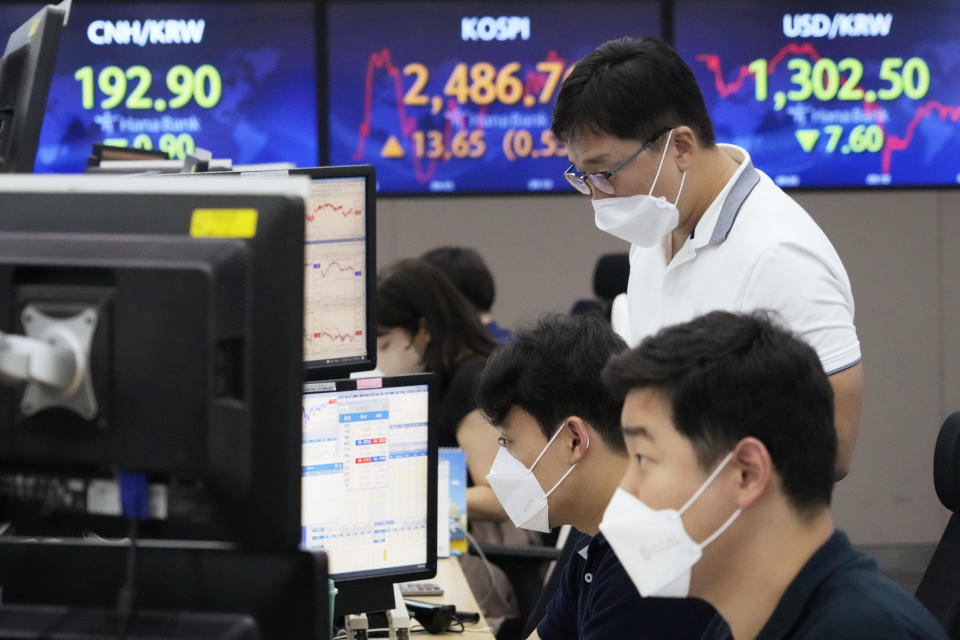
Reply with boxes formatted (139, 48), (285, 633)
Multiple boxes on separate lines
(301, 372), (438, 616)
(290, 164), (377, 380)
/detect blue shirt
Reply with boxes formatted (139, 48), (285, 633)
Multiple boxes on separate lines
(537, 533), (715, 640)
(485, 320), (512, 344)
(701, 530), (947, 639)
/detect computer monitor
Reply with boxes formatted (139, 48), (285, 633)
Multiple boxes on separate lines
(0, 541), (330, 640)
(294, 166), (376, 377)
(301, 373), (438, 615)
(225, 165), (377, 377)
(0, 0), (68, 172)
(0, 174), (308, 551)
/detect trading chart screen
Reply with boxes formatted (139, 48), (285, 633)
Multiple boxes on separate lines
(675, 1), (960, 188)
(203, 165), (375, 374)
(301, 378), (431, 579)
(302, 173), (369, 369)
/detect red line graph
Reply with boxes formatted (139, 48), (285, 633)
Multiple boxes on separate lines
(866, 100), (960, 174)
(696, 43), (960, 175)
(523, 50), (567, 98)
(352, 48), (450, 183)
(696, 44), (823, 98)
(307, 202), (362, 222)
(305, 330), (361, 344)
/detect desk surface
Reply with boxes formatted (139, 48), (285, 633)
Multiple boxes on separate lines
(404, 557), (496, 639)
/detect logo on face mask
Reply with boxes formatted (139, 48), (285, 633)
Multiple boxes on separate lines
(637, 534), (684, 561)
(599, 451), (741, 598)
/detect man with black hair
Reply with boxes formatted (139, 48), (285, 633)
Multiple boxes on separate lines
(422, 246), (512, 343)
(599, 311), (945, 639)
(475, 314), (714, 640)
(552, 36), (863, 480)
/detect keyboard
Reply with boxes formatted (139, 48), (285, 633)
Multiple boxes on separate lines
(398, 582), (444, 597)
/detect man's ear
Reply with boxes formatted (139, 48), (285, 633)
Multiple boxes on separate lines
(672, 126), (699, 172)
(729, 437), (773, 510)
(563, 416), (593, 465)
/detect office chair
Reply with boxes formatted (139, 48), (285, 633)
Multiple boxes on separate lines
(915, 411), (960, 636)
(470, 525), (582, 640)
(569, 253), (630, 321)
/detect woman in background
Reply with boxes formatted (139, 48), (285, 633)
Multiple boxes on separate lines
(377, 258), (522, 633)
(376, 257), (504, 521)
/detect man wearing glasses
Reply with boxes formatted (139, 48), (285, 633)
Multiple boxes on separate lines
(551, 36), (863, 481)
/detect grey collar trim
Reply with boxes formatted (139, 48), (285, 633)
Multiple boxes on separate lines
(708, 160), (760, 246)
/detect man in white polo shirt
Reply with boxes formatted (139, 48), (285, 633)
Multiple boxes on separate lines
(551, 35), (863, 479)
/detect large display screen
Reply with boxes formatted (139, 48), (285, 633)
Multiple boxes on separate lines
(326, 1), (660, 194)
(675, 1), (960, 188)
(33, 1), (318, 172)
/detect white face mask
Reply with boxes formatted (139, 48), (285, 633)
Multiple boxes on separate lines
(485, 422), (586, 533)
(599, 451), (741, 598)
(592, 129), (687, 248)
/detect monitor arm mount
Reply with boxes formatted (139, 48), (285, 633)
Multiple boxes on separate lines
(0, 304), (98, 419)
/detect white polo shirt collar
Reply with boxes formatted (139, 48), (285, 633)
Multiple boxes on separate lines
(677, 145), (761, 261)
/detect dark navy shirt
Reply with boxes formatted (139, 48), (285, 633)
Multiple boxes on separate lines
(537, 533), (715, 640)
(701, 530), (948, 639)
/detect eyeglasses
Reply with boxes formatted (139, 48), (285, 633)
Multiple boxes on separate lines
(563, 129), (669, 196)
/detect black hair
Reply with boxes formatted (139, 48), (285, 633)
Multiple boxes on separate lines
(476, 313), (629, 453)
(551, 36), (715, 149)
(601, 311), (836, 515)
(421, 246), (496, 314)
(377, 258), (497, 386)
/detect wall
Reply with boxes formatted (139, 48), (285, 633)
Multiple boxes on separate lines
(377, 189), (953, 545)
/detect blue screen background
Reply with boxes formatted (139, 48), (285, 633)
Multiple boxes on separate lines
(326, 1), (660, 195)
(675, 1), (960, 188)
(29, 1), (317, 173)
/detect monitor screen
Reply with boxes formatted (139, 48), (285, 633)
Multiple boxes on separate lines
(33, 0), (318, 172)
(326, 1), (661, 195)
(301, 374), (437, 614)
(674, 0), (960, 188)
(296, 166), (376, 376)
(0, 175), (308, 551)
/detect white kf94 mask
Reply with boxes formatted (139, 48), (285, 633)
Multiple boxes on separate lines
(485, 422), (586, 533)
(592, 128), (686, 248)
(598, 451), (741, 598)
